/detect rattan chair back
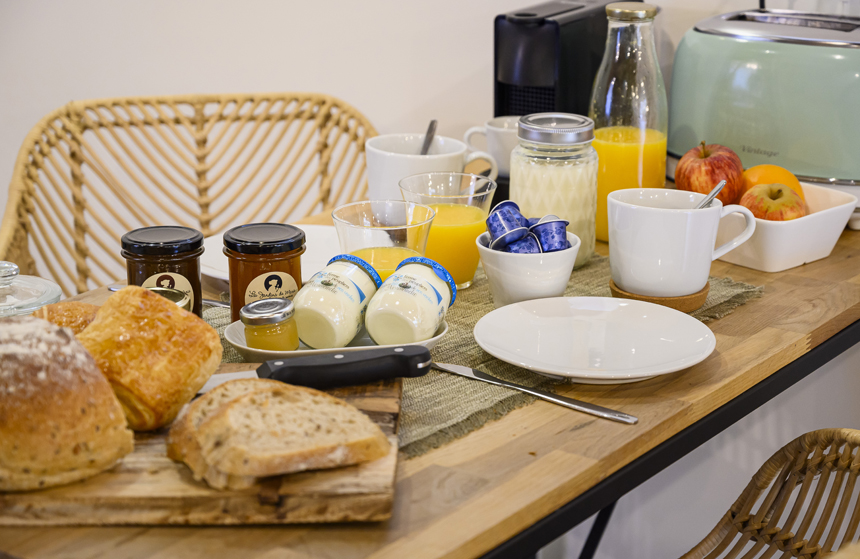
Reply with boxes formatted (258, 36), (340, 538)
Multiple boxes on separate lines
(683, 429), (860, 559)
(0, 93), (377, 295)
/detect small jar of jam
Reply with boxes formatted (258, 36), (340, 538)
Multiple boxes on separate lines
(224, 223), (306, 322)
(240, 298), (299, 352)
(121, 226), (204, 316)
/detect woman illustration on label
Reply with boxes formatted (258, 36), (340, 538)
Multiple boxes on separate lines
(265, 274), (283, 293)
(157, 274), (176, 289)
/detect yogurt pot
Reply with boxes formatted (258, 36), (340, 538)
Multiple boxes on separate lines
(365, 257), (456, 345)
(292, 254), (382, 349)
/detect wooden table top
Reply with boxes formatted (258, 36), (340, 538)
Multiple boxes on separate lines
(4, 229), (860, 559)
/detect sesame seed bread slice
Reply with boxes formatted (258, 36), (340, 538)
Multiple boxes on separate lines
(196, 384), (390, 478)
(167, 378), (283, 489)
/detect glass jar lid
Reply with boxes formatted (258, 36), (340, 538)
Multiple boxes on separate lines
(606, 2), (658, 21)
(518, 113), (595, 145)
(121, 226), (204, 256)
(240, 298), (295, 326)
(0, 261), (63, 317)
(223, 223), (306, 255)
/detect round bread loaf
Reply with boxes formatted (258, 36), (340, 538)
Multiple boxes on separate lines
(0, 316), (135, 491)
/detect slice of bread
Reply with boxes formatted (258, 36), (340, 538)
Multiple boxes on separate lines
(167, 378), (283, 489)
(196, 384), (390, 478)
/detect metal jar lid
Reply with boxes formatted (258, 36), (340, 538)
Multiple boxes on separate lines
(240, 298), (295, 326)
(223, 223), (306, 255)
(606, 2), (658, 21)
(146, 286), (192, 312)
(517, 114), (595, 145)
(121, 226), (204, 256)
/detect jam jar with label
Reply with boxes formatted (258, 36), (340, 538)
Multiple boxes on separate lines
(223, 223), (306, 322)
(121, 226), (205, 316)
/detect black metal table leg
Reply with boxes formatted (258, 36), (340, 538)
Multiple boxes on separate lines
(578, 501), (617, 559)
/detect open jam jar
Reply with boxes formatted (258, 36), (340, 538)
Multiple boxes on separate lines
(223, 223), (306, 322)
(121, 226), (204, 316)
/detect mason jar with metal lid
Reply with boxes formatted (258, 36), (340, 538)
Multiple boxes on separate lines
(509, 113), (597, 268)
(121, 226), (205, 316)
(240, 298), (299, 352)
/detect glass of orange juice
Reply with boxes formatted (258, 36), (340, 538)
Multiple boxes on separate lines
(331, 200), (435, 281)
(399, 172), (497, 289)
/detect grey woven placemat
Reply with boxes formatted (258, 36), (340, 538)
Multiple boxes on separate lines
(203, 254), (763, 459)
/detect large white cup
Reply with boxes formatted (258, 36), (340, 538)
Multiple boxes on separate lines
(464, 116), (520, 177)
(608, 189), (756, 298)
(366, 134), (497, 201)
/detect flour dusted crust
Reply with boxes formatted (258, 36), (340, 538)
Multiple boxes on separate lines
(31, 301), (100, 335)
(0, 317), (134, 491)
(196, 384), (391, 479)
(77, 286), (222, 431)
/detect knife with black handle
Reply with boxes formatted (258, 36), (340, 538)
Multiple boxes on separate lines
(256, 346), (432, 390)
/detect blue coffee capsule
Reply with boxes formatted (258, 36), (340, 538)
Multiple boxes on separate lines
(490, 201), (528, 228)
(486, 208), (527, 248)
(532, 214), (570, 228)
(527, 217), (542, 228)
(490, 200), (521, 215)
(504, 233), (542, 254)
(490, 226), (529, 250)
(531, 220), (571, 252)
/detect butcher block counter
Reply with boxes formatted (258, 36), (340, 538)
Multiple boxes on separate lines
(4, 231), (860, 559)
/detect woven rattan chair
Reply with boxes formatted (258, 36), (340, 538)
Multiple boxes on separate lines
(0, 93), (377, 295)
(682, 429), (860, 559)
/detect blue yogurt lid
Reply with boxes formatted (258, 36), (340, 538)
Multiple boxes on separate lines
(396, 256), (457, 307)
(327, 254), (383, 288)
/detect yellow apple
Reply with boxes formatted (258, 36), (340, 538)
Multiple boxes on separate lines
(739, 183), (809, 221)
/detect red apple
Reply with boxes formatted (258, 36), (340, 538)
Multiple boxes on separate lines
(739, 183), (809, 221)
(675, 141), (744, 204)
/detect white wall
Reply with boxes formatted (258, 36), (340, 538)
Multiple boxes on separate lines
(3, 0), (856, 217)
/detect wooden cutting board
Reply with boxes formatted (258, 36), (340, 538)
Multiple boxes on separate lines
(0, 363), (401, 526)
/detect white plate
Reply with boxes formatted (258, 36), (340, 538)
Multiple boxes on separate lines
(225, 320), (448, 362)
(200, 224), (341, 283)
(473, 297), (715, 384)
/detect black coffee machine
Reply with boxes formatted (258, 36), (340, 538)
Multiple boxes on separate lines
(492, 0), (633, 200)
(494, 0), (628, 117)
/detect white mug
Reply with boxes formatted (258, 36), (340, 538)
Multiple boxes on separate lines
(464, 116), (520, 177)
(608, 189), (756, 298)
(366, 134), (498, 201)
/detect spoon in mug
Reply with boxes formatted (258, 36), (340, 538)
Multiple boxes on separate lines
(419, 120), (437, 155)
(695, 180), (727, 209)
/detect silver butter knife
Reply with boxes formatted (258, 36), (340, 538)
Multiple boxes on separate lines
(432, 363), (638, 425)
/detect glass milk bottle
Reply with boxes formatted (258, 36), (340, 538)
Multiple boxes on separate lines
(589, 2), (668, 243)
(510, 113), (597, 268)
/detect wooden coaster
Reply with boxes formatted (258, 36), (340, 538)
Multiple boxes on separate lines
(609, 279), (709, 313)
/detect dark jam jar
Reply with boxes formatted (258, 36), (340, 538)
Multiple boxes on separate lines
(223, 223), (306, 322)
(121, 226), (205, 316)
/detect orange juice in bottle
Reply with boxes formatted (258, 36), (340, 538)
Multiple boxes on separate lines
(593, 126), (666, 241)
(589, 3), (668, 242)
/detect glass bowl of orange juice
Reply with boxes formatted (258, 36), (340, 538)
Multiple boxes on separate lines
(331, 200), (435, 281)
(399, 172), (497, 289)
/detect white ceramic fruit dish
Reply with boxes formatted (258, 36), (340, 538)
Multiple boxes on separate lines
(715, 182), (856, 273)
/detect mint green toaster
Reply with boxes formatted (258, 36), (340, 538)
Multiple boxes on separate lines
(668, 10), (860, 187)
